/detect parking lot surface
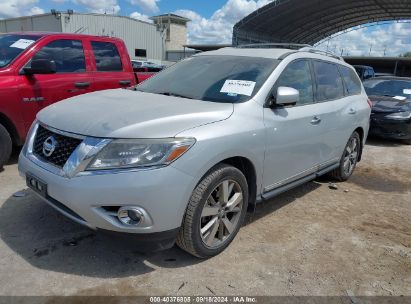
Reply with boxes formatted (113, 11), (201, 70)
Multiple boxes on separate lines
(0, 139), (410, 296)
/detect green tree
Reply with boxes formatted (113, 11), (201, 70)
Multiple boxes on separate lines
(400, 52), (411, 57)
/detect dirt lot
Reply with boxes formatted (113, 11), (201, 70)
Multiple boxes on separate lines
(0, 138), (410, 296)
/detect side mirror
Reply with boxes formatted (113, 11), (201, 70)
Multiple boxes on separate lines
(23, 59), (56, 75)
(269, 86), (299, 107)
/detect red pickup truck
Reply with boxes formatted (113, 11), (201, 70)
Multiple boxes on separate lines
(0, 32), (137, 168)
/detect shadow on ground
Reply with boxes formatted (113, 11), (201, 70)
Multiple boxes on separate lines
(0, 179), (322, 279)
(365, 136), (404, 147)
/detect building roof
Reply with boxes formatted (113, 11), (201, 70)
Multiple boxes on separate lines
(3, 31), (124, 41)
(0, 11), (158, 26)
(150, 13), (191, 23)
(233, 0), (411, 45)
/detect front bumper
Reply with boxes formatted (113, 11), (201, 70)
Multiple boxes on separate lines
(369, 114), (411, 140)
(18, 152), (196, 236)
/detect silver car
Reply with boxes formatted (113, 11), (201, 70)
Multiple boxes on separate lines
(18, 45), (371, 258)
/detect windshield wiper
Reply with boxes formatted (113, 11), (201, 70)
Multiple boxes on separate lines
(157, 92), (194, 99)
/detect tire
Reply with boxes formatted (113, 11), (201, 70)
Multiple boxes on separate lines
(402, 138), (411, 145)
(0, 123), (12, 169)
(329, 131), (361, 182)
(176, 164), (249, 258)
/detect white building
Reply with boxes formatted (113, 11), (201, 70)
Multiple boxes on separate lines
(0, 11), (190, 62)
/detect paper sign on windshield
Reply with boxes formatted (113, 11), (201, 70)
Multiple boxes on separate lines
(10, 39), (35, 50)
(393, 96), (407, 101)
(221, 80), (256, 96)
(404, 89), (411, 95)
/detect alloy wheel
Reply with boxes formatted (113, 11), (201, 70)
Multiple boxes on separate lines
(200, 179), (243, 249)
(343, 136), (359, 176)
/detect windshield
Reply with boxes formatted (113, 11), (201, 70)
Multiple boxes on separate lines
(0, 34), (41, 68)
(364, 79), (411, 100)
(137, 55), (279, 103)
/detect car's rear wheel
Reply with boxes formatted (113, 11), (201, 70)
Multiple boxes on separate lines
(0, 123), (12, 169)
(176, 164), (248, 258)
(329, 131), (360, 181)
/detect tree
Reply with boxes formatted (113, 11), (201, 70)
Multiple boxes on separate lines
(400, 52), (411, 57)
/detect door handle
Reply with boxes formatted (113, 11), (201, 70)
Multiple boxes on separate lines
(119, 80), (131, 86)
(310, 116), (322, 125)
(74, 82), (90, 89)
(348, 108), (357, 115)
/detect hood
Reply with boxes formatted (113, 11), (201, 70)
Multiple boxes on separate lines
(369, 95), (411, 113)
(37, 89), (234, 138)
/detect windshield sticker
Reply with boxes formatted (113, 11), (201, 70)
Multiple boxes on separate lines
(393, 96), (407, 101)
(10, 39), (35, 50)
(220, 80), (256, 96)
(404, 89), (411, 95)
(227, 93), (238, 97)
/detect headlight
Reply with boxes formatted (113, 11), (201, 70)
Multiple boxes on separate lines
(23, 120), (39, 156)
(87, 138), (195, 170)
(384, 111), (411, 120)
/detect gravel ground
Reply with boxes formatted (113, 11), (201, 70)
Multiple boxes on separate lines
(0, 138), (410, 296)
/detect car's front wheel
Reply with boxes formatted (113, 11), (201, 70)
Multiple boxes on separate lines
(0, 123), (12, 170)
(329, 131), (361, 181)
(177, 164), (249, 258)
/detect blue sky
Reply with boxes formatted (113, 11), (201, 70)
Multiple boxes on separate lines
(1, 0), (410, 56)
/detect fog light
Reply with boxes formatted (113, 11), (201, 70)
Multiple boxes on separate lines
(117, 207), (144, 226)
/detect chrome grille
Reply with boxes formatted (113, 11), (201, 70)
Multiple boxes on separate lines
(33, 125), (82, 168)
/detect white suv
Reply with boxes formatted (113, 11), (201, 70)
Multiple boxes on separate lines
(19, 45), (371, 258)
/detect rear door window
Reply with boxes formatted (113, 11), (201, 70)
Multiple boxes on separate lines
(275, 59), (314, 105)
(91, 41), (123, 72)
(30, 39), (85, 73)
(339, 66), (362, 95)
(313, 61), (344, 101)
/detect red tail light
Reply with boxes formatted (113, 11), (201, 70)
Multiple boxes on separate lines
(367, 98), (373, 108)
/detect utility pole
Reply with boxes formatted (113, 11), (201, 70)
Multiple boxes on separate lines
(369, 44), (373, 56)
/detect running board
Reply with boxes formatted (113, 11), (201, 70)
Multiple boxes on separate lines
(260, 162), (339, 202)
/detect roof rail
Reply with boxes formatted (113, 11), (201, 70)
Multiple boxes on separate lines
(236, 43), (344, 61)
(237, 43), (312, 50)
(298, 47), (343, 61)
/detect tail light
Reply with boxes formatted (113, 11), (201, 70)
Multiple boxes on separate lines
(367, 98), (373, 108)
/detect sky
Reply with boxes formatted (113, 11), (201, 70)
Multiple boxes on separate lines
(1, 0), (410, 56)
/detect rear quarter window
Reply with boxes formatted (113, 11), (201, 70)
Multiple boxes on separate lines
(339, 66), (362, 95)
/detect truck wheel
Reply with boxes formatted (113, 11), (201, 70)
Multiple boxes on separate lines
(329, 131), (361, 181)
(0, 123), (12, 169)
(177, 164), (249, 258)
(402, 138), (411, 145)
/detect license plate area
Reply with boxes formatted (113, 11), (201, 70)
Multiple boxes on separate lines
(26, 173), (47, 198)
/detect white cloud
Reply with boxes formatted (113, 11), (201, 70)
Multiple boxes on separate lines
(30, 6), (45, 15)
(129, 0), (159, 14)
(316, 22), (411, 57)
(0, 0), (44, 18)
(130, 11), (152, 23)
(73, 0), (120, 14)
(175, 0), (273, 44)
